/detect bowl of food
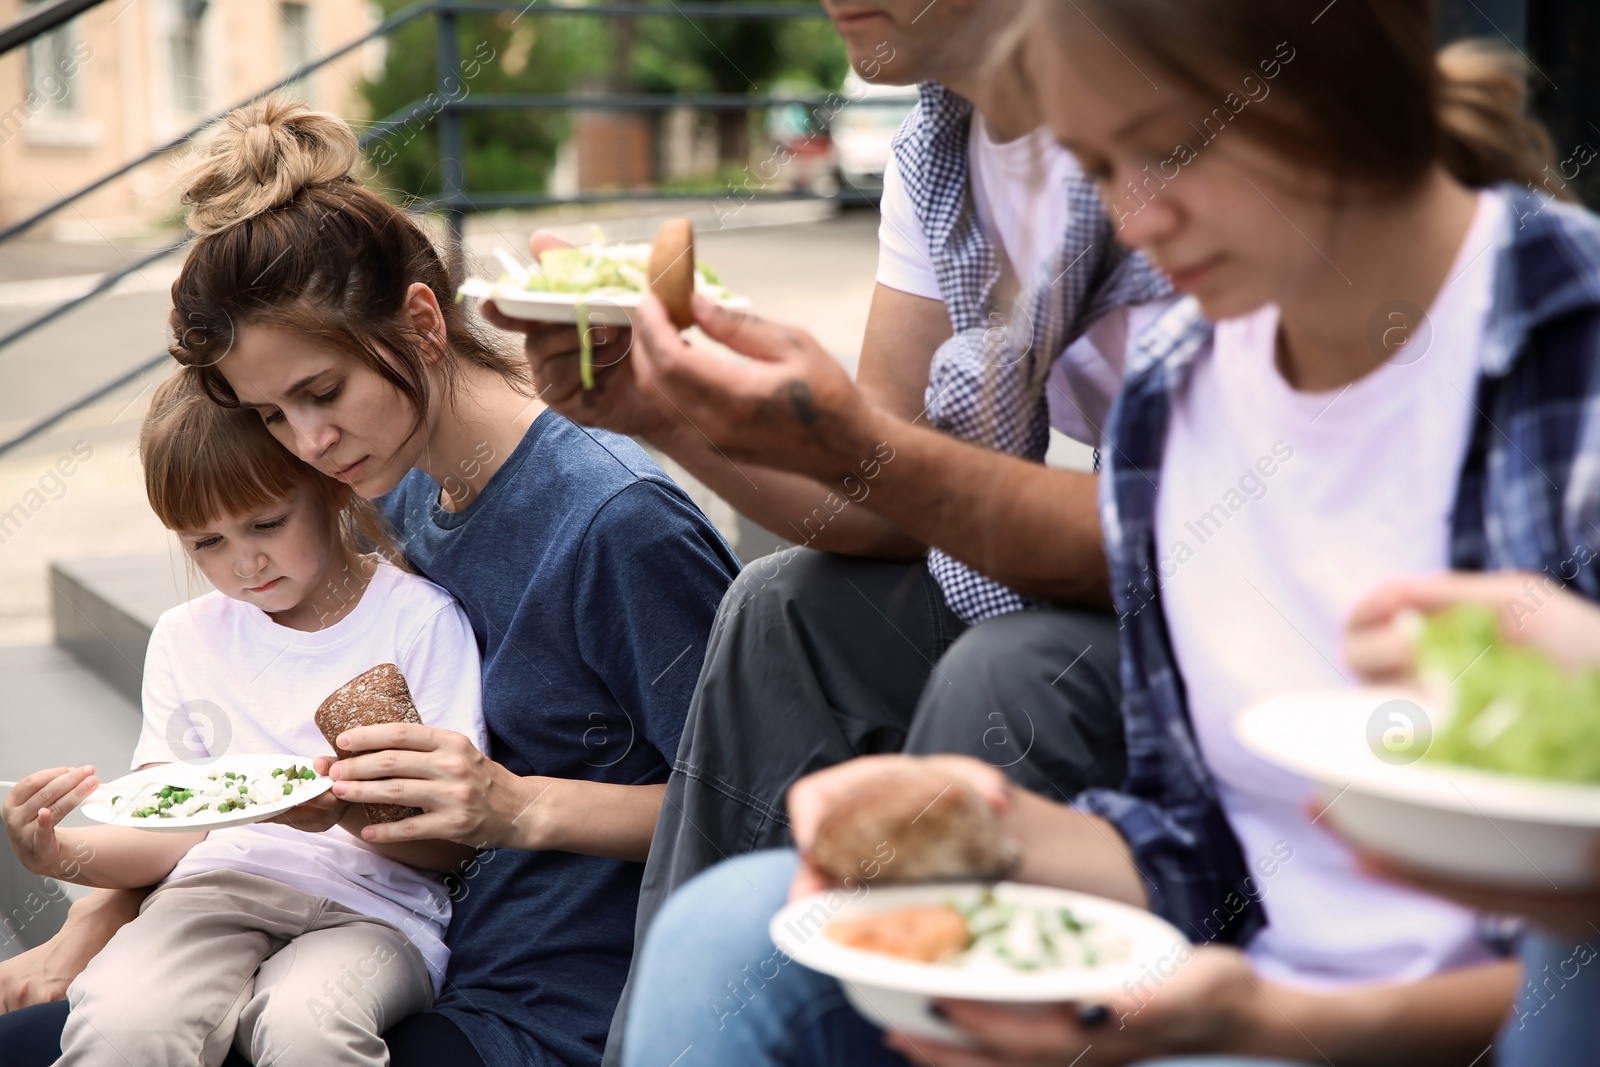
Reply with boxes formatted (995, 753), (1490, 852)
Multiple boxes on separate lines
(1235, 607), (1600, 887)
(770, 882), (1186, 1044)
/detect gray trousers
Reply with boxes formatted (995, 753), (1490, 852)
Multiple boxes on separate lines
(604, 548), (1126, 1063)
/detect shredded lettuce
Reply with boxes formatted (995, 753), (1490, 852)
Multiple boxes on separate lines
(578, 302), (594, 391)
(513, 232), (730, 302)
(1419, 604), (1600, 783)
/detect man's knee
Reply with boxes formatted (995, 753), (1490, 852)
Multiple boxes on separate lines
(716, 548), (940, 643)
(927, 608), (1118, 702)
(908, 609), (1126, 792)
(712, 548), (859, 638)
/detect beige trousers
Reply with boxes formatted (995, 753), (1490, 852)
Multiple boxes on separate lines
(57, 869), (434, 1067)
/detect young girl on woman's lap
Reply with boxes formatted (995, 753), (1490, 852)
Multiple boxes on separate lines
(1, 371), (485, 1066)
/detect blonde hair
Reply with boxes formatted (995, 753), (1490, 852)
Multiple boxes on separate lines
(140, 369), (404, 565)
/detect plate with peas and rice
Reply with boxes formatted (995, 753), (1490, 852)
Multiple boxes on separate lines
(81, 755), (332, 832)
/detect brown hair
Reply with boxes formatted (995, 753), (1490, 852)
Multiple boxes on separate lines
(167, 96), (530, 437)
(141, 368), (402, 564)
(1024, 0), (1569, 200)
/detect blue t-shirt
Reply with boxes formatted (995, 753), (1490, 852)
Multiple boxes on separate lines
(379, 411), (739, 1066)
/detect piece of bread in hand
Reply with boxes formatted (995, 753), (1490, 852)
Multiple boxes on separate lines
(648, 218), (696, 330)
(315, 663), (424, 824)
(810, 766), (1018, 885)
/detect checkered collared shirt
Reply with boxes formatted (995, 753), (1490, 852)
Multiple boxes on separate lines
(892, 83), (1171, 623)
(1082, 185), (1600, 944)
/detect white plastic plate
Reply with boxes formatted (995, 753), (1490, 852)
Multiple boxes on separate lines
(80, 754), (333, 833)
(459, 279), (750, 325)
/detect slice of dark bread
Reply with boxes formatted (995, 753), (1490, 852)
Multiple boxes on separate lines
(315, 663), (424, 824)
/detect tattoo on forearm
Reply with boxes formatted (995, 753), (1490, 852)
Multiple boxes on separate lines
(781, 381), (822, 427)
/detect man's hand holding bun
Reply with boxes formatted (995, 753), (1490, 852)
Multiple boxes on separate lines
(478, 231), (668, 439)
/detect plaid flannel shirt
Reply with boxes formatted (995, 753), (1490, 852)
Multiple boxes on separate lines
(892, 83), (1170, 623)
(1081, 185), (1600, 945)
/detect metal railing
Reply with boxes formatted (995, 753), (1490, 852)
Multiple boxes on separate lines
(0, 0), (850, 455)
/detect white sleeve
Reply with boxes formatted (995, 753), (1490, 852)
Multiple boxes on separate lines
(875, 154), (944, 301)
(400, 602), (488, 754)
(130, 616), (187, 768)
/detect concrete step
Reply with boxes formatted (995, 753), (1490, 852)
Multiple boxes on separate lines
(0, 643), (142, 955)
(50, 547), (202, 705)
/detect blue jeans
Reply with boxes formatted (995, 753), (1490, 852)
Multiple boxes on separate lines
(623, 849), (909, 1067)
(1497, 929), (1600, 1066)
(622, 849), (1310, 1067)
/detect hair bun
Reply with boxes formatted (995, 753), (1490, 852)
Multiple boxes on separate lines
(1435, 39), (1566, 198)
(181, 95), (358, 236)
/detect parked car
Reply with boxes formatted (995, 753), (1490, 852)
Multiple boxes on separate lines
(766, 86), (840, 198)
(831, 75), (918, 203)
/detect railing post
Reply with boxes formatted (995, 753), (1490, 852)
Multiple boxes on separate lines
(436, 0), (466, 246)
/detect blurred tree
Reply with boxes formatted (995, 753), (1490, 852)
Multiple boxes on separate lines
(361, 3), (604, 198)
(359, 2), (847, 196)
(631, 1), (847, 164)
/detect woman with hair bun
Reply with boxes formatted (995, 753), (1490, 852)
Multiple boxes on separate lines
(0, 97), (740, 1066)
(617, 1), (1600, 1064)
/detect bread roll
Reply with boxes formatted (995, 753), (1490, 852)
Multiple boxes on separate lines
(810, 766), (1018, 885)
(648, 218), (696, 330)
(314, 663), (424, 824)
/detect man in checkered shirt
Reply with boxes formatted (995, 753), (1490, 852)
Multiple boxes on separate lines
(514, 1), (1166, 1036)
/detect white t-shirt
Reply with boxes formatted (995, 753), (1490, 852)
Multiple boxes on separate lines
(132, 560), (487, 992)
(1152, 190), (1508, 987)
(878, 113), (1076, 300)
(878, 114), (1127, 447)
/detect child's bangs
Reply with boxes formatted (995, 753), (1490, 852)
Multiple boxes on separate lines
(142, 373), (317, 532)
(155, 443), (307, 532)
